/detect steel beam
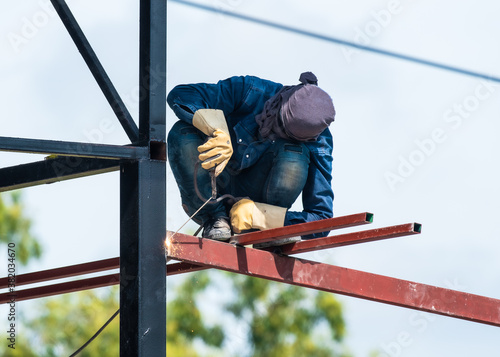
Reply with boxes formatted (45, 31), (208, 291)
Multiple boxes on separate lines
(49, 0), (139, 143)
(0, 157), (119, 192)
(273, 223), (422, 255)
(0, 137), (147, 159)
(0, 274), (119, 304)
(118, 0), (167, 355)
(231, 212), (373, 246)
(167, 232), (500, 327)
(120, 160), (166, 356)
(0, 257), (119, 289)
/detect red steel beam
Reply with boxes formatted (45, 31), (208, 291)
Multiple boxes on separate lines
(272, 223), (422, 255)
(166, 222), (420, 275)
(166, 232), (500, 327)
(0, 274), (120, 304)
(0, 262), (223, 303)
(0, 257), (119, 289)
(231, 212), (373, 246)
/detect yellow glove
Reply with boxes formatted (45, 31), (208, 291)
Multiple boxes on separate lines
(229, 198), (287, 233)
(193, 109), (233, 177)
(197, 129), (233, 176)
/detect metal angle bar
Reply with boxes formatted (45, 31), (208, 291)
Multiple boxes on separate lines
(0, 263), (198, 304)
(49, 0), (139, 143)
(0, 157), (119, 192)
(232, 212), (373, 246)
(274, 223), (422, 255)
(0, 274), (120, 304)
(0, 136), (148, 159)
(167, 232), (500, 327)
(0, 258), (119, 289)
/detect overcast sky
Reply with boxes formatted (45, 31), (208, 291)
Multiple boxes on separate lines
(1, 0), (500, 356)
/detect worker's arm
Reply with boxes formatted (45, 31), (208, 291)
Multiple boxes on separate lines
(167, 76), (282, 127)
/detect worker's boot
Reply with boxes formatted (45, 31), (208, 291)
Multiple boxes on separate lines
(202, 217), (231, 241)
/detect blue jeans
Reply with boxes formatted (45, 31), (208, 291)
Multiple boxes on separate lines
(167, 121), (310, 225)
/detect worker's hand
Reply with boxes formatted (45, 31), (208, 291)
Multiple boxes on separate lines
(197, 129), (233, 176)
(193, 109), (233, 177)
(229, 198), (287, 233)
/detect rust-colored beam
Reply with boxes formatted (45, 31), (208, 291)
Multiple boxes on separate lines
(272, 223), (422, 255)
(0, 263), (206, 303)
(165, 221), (419, 275)
(0, 258), (119, 289)
(231, 212), (373, 246)
(166, 262), (208, 275)
(0, 274), (120, 304)
(166, 232), (500, 327)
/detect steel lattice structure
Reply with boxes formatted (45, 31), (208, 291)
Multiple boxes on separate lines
(1, 1), (499, 356)
(1, 0), (166, 355)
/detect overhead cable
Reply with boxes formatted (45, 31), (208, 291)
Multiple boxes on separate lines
(170, 0), (500, 83)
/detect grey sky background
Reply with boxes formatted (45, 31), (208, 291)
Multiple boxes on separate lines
(1, 0), (499, 356)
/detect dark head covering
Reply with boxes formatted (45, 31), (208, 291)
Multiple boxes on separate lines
(256, 72), (335, 141)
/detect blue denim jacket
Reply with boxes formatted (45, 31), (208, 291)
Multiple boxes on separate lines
(167, 75), (334, 227)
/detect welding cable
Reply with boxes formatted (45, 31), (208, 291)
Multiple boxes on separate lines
(69, 308), (120, 357)
(193, 161), (240, 205)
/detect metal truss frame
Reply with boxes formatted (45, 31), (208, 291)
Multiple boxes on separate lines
(0, 1), (499, 356)
(0, 0), (166, 355)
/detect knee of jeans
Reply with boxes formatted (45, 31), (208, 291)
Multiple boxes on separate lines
(167, 121), (203, 162)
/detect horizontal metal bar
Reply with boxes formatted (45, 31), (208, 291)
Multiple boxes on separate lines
(0, 262), (195, 304)
(0, 136), (148, 159)
(231, 212), (373, 246)
(0, 157), (119, 192)
(167, 262), (209, 276)
(0, 258), (119, 289)
(167, 232), (500, 327)
(0, 262), (201, 303)
(50, 0), (139, 143)
(0, 274), (120, 304)
(274, 223), (422, 255)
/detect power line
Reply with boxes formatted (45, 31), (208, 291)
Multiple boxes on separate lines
(170, 0), (500, 83)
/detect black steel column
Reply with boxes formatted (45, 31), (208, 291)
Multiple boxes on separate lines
(120, 0), (166, 356)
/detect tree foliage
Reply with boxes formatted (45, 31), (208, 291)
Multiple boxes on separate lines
(0, 287), (120, 357)
(226, 272), (351, 357)
(0, 192), (42, 265)
(167, 270), (353, 357)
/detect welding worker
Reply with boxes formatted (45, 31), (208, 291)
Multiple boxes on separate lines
(167, 72), (335, 246)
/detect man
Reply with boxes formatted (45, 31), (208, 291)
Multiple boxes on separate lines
(167, 72), (335, 245)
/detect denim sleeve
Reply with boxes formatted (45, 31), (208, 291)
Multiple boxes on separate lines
(166, 76), (279, 126)
(166, 77), (245, 124)
(284, 130), (334, 239)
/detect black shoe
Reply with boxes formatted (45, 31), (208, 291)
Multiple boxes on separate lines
(202, 217), (231, 241)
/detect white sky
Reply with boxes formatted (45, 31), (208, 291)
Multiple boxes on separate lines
(1, 0), (500, 356)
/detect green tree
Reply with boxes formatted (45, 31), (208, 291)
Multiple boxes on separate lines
(26, 287), (120, 357)
(167, 270), (353, 357)
(0, 287), (120, 357)
(0, 192), (42, 264)
(226, 272), (351, 357)
(167, 272), (225, 357)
